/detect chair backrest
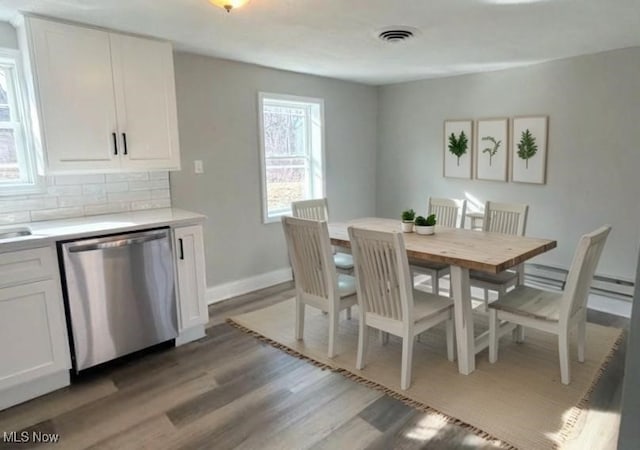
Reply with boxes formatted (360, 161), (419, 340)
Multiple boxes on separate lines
(282, 216), (336, 301)
(428, 197), (467, 228)
(561, 225), (612, 321)
(291, 198), (329, 221)
(348, 226), (413, 322)
(483, 201), (529, 236)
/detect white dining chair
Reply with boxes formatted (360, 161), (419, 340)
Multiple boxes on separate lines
(348, 226), (455, 390)
(292, 198), (354, 273)
(282, 216), (357, 358)
(488, 225), (611, 384)
(470, 201), (529, 307)
(412, 197), (467, 296)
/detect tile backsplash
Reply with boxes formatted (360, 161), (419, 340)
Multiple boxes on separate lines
(0, 172), (172, 225)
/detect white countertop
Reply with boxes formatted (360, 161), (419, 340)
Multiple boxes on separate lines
(0, 208), (206, 251)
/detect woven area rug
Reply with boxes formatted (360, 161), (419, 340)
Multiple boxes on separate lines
(228, 299), (623, 449)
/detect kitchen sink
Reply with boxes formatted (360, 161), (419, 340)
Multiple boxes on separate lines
(0, 227), (32, 239)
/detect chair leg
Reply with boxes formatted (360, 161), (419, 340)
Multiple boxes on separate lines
(379, 330), (389, 346)
(483, 288), (489, 311)
(328, 306), (339, 358)
(446, 317), (455, 362)
(559, 329), (571, 384)
(346, 306), (352, 320)
(432, 274), (439, 296)
(513, 325), (525, 343)
(356, 323), (368, 370)
(295, 299), (305, 340)
(401, 334), (415, 390)
(489, 309), (498, 363)
(577, 316), (586, 363)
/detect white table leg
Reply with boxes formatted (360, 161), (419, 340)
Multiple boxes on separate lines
(450, 265), (475, 375)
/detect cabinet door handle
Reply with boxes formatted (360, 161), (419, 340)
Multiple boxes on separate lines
(112, 132), (118, 155)
(178, 238), (184, 260)
(122, 133), (128, 155)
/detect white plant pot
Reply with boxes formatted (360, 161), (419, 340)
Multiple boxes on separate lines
(415, 225), (435, 235)
(401, 221), (414, 233)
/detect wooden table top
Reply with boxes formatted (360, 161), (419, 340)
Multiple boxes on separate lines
(329, 217), (557, 274)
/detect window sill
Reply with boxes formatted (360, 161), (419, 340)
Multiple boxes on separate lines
(0, 180), (45, 197)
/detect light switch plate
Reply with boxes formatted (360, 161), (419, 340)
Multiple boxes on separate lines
(194, 160), (204, 174)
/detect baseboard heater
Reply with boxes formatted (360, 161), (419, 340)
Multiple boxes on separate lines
(525, 263), (634, 302)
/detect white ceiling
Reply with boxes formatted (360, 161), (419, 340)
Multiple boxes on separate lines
(0, 0), (638, 85)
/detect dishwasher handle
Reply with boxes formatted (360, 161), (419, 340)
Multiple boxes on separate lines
(68, 233), (167, 253)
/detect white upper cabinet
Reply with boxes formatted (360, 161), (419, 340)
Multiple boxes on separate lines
(29, 18), (121, 172)
(19, 16), (181, 174)
(110, 33), (180, 170)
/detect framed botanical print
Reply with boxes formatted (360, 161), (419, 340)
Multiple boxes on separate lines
(511, 116), (549, 184)
(475, 118), (508, 182)
(443, 120), (473, 179)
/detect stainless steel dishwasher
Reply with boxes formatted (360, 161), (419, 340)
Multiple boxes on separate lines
(60, 228), (178, 372)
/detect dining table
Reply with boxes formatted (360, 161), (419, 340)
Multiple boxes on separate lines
(328, 217), (557, 375)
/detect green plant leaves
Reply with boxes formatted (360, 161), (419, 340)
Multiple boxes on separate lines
(448, 131), (468, 166)
(481, 136), (502, 166)
(517, 129), (538, 169)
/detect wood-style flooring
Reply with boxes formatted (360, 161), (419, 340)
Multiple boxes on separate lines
(0, 282), (628, 449)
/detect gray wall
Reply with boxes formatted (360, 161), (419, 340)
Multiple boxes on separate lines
(171, 53), (377, 286)
(377, 48), (640, 280)
(0, 21), (17, 49)
(619, 247), (640, 448)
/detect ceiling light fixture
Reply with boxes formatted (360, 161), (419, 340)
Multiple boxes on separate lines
(209, 0), (251, 13)
(376, 26), (420, 43)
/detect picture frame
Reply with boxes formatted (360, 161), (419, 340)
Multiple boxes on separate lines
(475, 118), (508, 182)
(443, 120), (473, 179)
(511, 116), (549, 184)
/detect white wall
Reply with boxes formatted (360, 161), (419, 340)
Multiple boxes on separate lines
(170, 53), (377, 287)
(377, 48), (640, 280)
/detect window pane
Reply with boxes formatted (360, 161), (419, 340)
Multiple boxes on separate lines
(0, 128), (20, 181)
(0, 70), (9, 121)
(263, 104), (307, 157)
(266, 157), (308, 214)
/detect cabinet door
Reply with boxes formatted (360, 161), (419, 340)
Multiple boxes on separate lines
(111, 33), (181, 170)
(28, 17), (121, 172)
(174, 225), (208, 330)
(0, 280), (71, 391)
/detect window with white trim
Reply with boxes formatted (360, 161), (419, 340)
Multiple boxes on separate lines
(0, 51), (39, 195)
(259, 93), (325, 223)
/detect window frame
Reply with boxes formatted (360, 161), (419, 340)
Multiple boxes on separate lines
(0, 48), (42, 196)
(258, 92), (326, 224)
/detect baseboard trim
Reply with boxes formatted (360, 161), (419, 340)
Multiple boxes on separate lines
(0, 370), (70, 411)
(206, 267), (293, 305)
(176, 325), (206, 347)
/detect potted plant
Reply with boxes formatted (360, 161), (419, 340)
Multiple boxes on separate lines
(401, 209), (416, 233)
(415, 214), (437, 235)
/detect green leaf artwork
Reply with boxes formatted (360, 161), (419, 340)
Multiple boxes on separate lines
(481, 136), (502, 166)
(448, 131), (468, 166)
(517, 129), (538, 169)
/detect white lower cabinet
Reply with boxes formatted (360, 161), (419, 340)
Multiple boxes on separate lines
(174, 225), (209, 344)
(0, 246), (71, 411)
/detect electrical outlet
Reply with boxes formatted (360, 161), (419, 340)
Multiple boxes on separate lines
(194, 160), (204, 174)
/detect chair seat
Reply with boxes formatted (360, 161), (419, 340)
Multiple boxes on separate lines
(470, 269), (518, 286)
(334, 252), (354, 270)
(413, 290), (454, 322)
(337, 274), (357, 298)
(488, 285), (561, 322)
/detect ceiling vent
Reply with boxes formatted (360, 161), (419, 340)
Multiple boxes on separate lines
(377, 27), (417, 43)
